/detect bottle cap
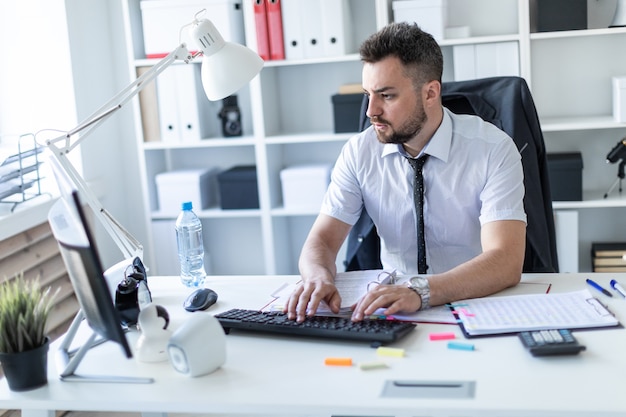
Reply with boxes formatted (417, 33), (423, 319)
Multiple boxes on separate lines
(182, 202), (193, 211)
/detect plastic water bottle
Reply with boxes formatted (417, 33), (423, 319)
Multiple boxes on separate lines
(175, 201), (206, 288)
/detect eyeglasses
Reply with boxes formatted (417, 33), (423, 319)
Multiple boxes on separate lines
(367, 269), (397, 291)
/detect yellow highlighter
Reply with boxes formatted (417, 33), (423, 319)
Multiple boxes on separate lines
(376, 346), (405, 358)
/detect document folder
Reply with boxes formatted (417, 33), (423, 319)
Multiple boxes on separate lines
(300, 0), (325, 59)
(451, 289), (620, 338)
(266, 0), (285, 60)
(253, 0), (270, 60)
(320, 0), (353, 57)
(281, 0), (304, 60)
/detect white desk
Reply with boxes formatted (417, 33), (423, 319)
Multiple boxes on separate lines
(1, 273), (626, 417)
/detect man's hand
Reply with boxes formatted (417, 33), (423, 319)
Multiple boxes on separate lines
(351, 284), (421, 321)
(285, 278), (342, 322)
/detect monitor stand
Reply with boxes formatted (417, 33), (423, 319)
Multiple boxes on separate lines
(56, 310), (154, 383)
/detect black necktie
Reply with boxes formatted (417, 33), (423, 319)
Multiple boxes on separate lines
(407, 155), (429, 274)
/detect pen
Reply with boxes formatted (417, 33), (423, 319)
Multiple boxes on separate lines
(610, 279), (626, 298)
(586, 278), (613, 297)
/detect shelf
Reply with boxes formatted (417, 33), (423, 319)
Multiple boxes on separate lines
(264, 132), (352, 145)
(439, 34), (521, 47)
(262, 54), (362, 68)
(151, 207), (261, 220)
(553, 190), (626, 209)
(143, 135), (256, 150)
(541, 116), (626, 132)
(530, 26), (626, 40)
(271, 207), (319, 217)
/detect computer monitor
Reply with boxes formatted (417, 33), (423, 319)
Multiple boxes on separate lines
(48, 190), (152, 383)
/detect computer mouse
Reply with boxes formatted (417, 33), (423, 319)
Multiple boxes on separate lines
(183, 288), (218, 312)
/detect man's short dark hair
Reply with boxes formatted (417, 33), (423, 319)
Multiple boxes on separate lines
(359, 22), (443, 86)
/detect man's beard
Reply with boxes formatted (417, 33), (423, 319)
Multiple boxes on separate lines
(371, 109), (427, 145)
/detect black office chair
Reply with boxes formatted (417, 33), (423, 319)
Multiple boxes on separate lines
(344, 76), (559, 273)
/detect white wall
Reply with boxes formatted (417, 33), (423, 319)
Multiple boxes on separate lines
(0, 0), (146, 270)
(0, 0), (77, 222)
(64, 0), (150, 269)
(0, 1), (77, 137)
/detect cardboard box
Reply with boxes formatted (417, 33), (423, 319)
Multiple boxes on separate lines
(592, 242), (626, 272)
(217, 165), (259, 209)
(613, 76), (626, 123)
(140, 0), (245, 59)
(331, 94), (363, 133)
(155, 168), (217, 214)
(280, 164), (332, 210)
(547, 152), (583, 201)
(392, 0), (447, 41)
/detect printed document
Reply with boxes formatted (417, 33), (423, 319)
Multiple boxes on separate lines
(454, 289), (619, 337)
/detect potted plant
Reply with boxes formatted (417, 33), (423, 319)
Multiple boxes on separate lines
(0, 273), (58, 391)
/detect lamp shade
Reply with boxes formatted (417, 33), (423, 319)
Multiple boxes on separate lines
(189, 18), (264, 101)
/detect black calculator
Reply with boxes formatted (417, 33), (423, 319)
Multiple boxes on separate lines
(518, 329), (586, 357)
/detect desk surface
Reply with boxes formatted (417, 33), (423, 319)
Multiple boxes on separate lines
(1, 273), (626, 417)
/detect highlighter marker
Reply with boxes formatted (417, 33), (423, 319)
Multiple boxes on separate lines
(429, 332), (456, 341)
(376, 346), (405, 357)
(324, 357), (352, 366)
(358, 361), (388, 371)
(447, 341), (475, 351)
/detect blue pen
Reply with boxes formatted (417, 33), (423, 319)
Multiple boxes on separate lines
(610, 279), (626, 298)
(586, 278), (613, 297)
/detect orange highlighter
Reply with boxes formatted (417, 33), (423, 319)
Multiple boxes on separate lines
(324, 357), (353, 366)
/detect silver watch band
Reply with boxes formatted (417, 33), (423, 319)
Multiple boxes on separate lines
(407, 276), (431, 310)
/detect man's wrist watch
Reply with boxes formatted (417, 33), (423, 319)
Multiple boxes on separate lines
(407, 276), (430, 310)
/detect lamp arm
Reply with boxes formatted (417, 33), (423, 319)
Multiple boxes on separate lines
(44, 43), (197, 261)
(47, 146), (144, 260)
(46, 43), (195, 153)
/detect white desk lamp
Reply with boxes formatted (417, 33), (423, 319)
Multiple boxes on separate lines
(45, 10), (264, 261)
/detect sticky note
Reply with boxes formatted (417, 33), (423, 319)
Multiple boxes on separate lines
(429, 332), (456, 341)
(324, 357), (352, 366)
(376, 346), (405, 357)
(447, 341), (475, 351)
(358, 361), (388, 371)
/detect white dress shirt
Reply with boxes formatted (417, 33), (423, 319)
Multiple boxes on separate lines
(322, 108), (527, 275)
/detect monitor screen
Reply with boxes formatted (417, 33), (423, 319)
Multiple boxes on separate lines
(48, 190), (132, 358)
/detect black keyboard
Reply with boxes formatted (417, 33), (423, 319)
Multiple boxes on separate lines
(214, 309), (416, 344)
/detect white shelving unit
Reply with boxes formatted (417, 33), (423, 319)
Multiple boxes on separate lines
(115, 0), (626, 275)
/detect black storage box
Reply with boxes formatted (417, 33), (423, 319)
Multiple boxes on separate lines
(547, 152), (583, 201)
(331, 94), (363, 133)
(217, 165), (259, 209)
(531, 0), (587, 32)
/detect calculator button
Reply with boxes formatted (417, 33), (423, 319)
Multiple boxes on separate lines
(540, 330), (554, 343)
(549, 329), (563, 342)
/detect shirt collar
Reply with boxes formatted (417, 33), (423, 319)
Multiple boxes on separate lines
(380, 108), (453, 163)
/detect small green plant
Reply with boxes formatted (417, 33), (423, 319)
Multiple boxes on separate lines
(0, 274), (58, 354)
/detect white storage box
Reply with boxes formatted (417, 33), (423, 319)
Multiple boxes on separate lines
(613, 76), (626, 123)
(155, 168), (217, 214)
(280, 164), (332, 210)
(453, 41), (520, 81)
(140, 0), (245, 59)
(392, 0), (447, 41)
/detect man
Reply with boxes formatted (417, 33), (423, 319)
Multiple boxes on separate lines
(285, 22), (527, 322)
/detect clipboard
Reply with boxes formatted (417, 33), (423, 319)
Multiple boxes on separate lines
(450, 289), (621, 338)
